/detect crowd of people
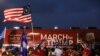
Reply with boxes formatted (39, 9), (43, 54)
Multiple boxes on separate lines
(1, 44), (100, 56)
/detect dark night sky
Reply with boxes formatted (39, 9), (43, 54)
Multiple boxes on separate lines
(0, 0), (100, 30)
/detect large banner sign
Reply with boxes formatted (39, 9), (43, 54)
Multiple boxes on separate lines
(4, 29), (78, 47)
(3, 29), (100, 48)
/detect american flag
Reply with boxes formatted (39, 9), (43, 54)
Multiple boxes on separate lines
(3, 5), (32, 23)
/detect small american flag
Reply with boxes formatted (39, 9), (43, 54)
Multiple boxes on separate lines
(3, 5), (32, 23)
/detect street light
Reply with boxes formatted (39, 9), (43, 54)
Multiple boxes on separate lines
(13, 26), (20, 30)
(54, 26), (58, 29)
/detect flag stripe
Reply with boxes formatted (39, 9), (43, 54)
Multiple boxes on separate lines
(4, 18), (31, 21)
(5, 14), (22, 18)
(4, 11), (23, 15)
(18, 14), (31, 19)
(23, 20), (32, 23)
(20, 17), (31, 21)
(4, 8), (23, 13)
(4, 15), (32, 23)
(5, 15), (31, 20)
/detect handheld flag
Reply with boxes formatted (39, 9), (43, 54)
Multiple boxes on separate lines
(20, 30), (27, 56)
(0, 27), (6, 40)
(0, 27), (6, 48)
(3, 5), (32, 23)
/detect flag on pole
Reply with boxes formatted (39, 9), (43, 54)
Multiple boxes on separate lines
(0, 27), (6, 40)
(0, 27), (6, 48)
(3, 5), (32, 23)
(20, 30), (27, 56)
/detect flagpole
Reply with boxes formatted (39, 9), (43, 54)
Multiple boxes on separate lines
(31, 22), (35, 41)
(77, 33), (79, 51)
(25, 0), (34, 34)
(25, 0), (40, 36)
(24, 0), (36, 45)
(26, 0), (34, 33)
(31, 22), (34, 32)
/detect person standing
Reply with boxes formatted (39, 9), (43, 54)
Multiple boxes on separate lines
(54, 47), (63, 56)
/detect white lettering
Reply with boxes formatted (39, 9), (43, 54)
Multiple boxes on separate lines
(69, 40), (73, 45)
